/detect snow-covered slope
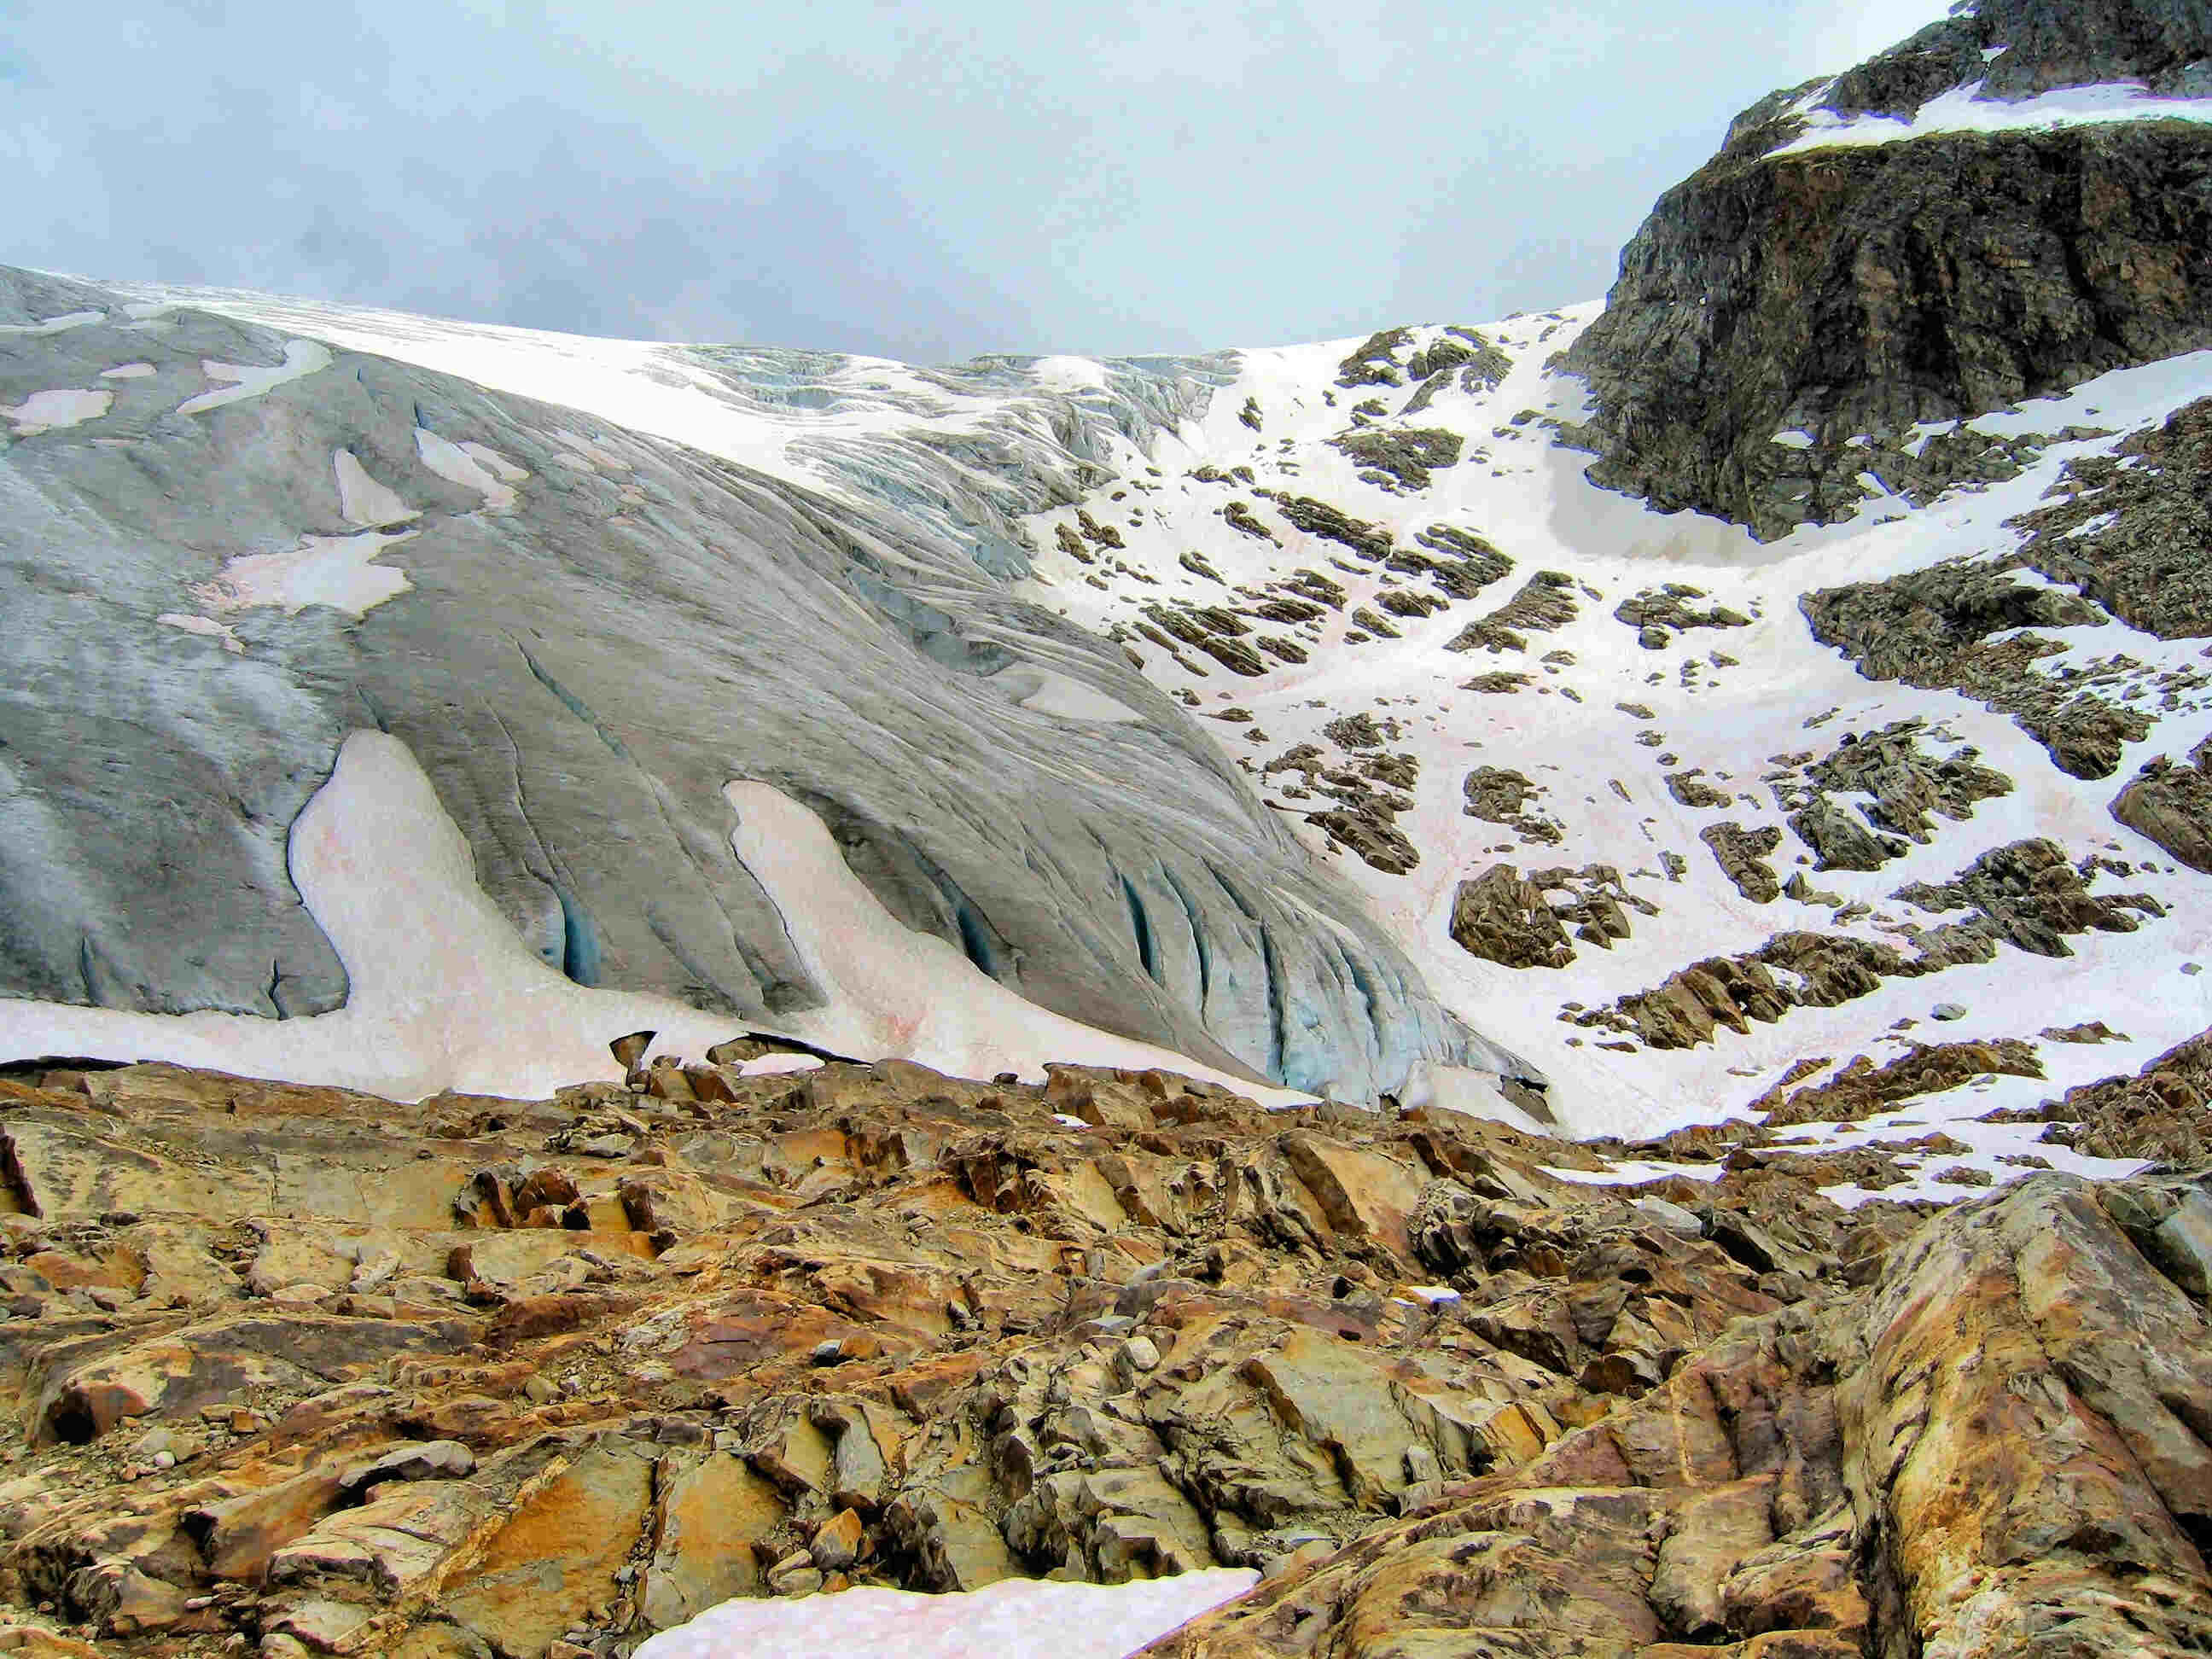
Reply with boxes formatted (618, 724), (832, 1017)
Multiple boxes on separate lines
(1014, 310), (2212, 1202)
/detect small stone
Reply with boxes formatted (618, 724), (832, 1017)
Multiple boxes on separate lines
(341, 1439), (475, 1494)
(579, 1134), (636, 1159)
(1260, 1539), (1336, 1580)
(811, 1506), (865, 1571)
(1633, 1196), (1704, 1237)
(1931, 1003), (1969, 1022)
(524, 1373), (561, 1405)
(2153, 1190), (2212, 1297)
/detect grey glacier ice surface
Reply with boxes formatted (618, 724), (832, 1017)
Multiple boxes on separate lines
(0, 265), (1525, 1099)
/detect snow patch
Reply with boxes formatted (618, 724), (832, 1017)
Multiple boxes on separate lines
(154, 612), (245, 654)
(333, 450), (417, 527)
(1543, 1160), (1725, 1187)
(457, 439), (530, 482)
(634, 1569), (1260, 1659)
(740, 1053), (825, 1077)
(98, 362), (156, 380)
(1033, 355), (1111, 392)
(1773, 78), (2212, 156)
(2, 387), (113, 435)
(0, 310), (102, 335)
(995, 666), (1144, 723)
(723, 780), (1317, 1106)
(191, 528), (418, 618)
(416, 427), (521, 510)
(175, 340), (335, 415)
(0, 733), (1318, 1106)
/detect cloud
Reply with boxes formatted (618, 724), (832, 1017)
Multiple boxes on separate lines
(0, 0), (1949, 358)
(1794, 0), (1954, 79)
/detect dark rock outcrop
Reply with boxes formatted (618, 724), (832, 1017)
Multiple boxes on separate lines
(1324, 427), (1464, 491)
(2113, 736), (2212, 869)
(2008, 393), (2212, 638)
(1447, 864), (1651, 969)
(1802, 562), (2149, 778)
(1444, 571), (1580, 655)
(1563, 0), (2212, 537)
(1575, 839), (2161, 1050)
(1700, 822), (1784, 904)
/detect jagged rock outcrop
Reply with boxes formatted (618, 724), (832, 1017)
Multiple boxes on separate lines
(1773, 721), (2015, 870)
(1700, 823), (1783, 904)
(1462, 768), (1564, 846)
(2114, 736), (2212, 870)
(0, 1041), (2200, 1657)
(1614, 584), (1749, 650)
(1761, 1039), (2045, 1126)
(2027, 1026), (2212, 1162)
(1448, 864), (1652, 969)
(1145, 1169), (2212, 1659)
(1444, 571), (1579, 655)
(1563, 0), (2212, 537)
(2008, 395), (2212, 638)
(1324, 428), (1463, 492)
(1802, 562), (2149, 778)
(0, 265), (1508, 1101)
(1574, 839), (2161, 1049)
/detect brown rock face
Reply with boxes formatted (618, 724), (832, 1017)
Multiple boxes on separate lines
(1448, 864), (1652, 969)
(1573, 838), (2162, 1049)
(1, 1051), (2208, 1658)
(0, 1055), (1833, 1654)
(1701, 822), (1784, 905)
(2029, 1027), (2212, 1163)
(1141, 1172), (2212, 1659)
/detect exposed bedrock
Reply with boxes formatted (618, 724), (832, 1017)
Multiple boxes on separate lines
(2113, 736), (2212, 870)
(1148, 1170), (2212, 1659)
(0, 267), (1508, 1098)
(1564, 0), (2212, 538)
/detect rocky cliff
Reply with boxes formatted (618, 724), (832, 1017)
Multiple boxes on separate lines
(1564, 0), (2212, 538)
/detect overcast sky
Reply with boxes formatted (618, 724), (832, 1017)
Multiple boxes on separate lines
(0, 0), (1947, 362)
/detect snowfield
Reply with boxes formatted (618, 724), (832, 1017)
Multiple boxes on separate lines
(1016, 309), (2212, 1202)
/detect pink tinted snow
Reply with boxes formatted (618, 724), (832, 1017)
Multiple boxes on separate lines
(632, 1570), (1260, 1659)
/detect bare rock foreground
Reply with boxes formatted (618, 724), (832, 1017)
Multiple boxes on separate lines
(0, 1049), (2200, 1657)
